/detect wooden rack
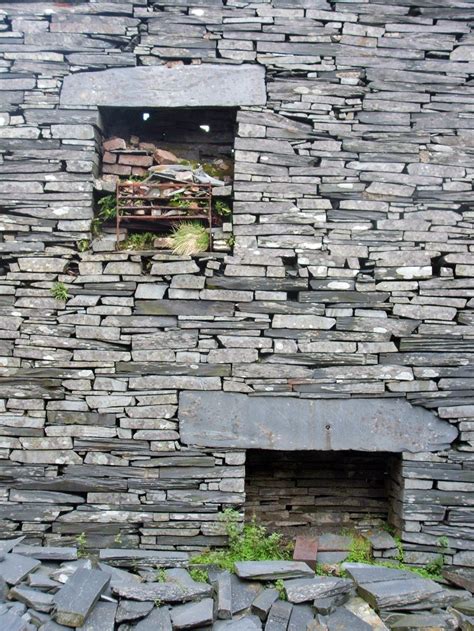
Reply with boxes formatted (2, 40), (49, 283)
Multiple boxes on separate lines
(115, 180), (213, 250)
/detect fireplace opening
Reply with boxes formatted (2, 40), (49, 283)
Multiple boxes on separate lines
(95, 107), (236, 252)
(245, 450), (398, 535)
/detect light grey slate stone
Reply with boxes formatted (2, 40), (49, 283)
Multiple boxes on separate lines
(61, 65), (266, 108)
(179, 392), (457, 452)
(0, 611), (32, 631)
(53, 569), (110, 627)
(235, 561), (313, 581)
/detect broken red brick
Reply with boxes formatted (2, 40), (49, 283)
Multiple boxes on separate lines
(118, 154), (153, 167)
(103, 137), (126, 152)
(293, 536), (318, 570)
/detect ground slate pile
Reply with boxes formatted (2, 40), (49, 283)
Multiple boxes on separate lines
(0, 541), (474, 631)
(0, 0), (474, 569)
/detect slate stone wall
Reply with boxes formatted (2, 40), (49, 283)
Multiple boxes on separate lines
(0, 0), (473, 567)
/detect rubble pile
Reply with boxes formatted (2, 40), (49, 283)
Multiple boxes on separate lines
(1, 539), (474, 630)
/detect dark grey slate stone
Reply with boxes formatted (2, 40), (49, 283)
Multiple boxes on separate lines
(116, 600), (154, 623)
(8, 586), (54, 613)
(134, 606), (172, 631)
(284, 577), (353, 604)
(235, 561), (314, 581)
(15, 546), (77, 562)
(0, 611), (31, 631)
(327, 607), (372, 630)
(252, 588), (279, 621)
(213, 615), (262, 630)
(357, 578), (444, 611)
(0, 554), (41, 585)
(389, 612), (457, 630)
(288, 604), (314, 630)
(99, 549), (188, 567)
(60, 65), (266, 108)
(77, 602), (117, 631)
(179, 392), (457, 452)
(53, 569), (110, 627)
(265, 600), (293, 630)
(170, 597), (214, 629)
(111, 581), (208, 603)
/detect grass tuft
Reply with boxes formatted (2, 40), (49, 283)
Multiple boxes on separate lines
(169, 222), (209, 256)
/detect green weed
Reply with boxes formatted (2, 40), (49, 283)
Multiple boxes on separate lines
(50, 282), (69, 302)
(192, 509), (293, 573)
(189, 567), (209, 583)
(120, 232), (155, 251)
(76, 532), (88, 558)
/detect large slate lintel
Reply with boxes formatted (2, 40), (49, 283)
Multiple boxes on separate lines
(60, 64), (266, 108)
(179, 392), (457, 453)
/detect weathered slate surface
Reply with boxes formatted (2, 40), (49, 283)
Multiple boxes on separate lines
(60, 65), (266, 107)
(53, 569), (110, 627)
(180, 392), (457, 452)
(235, 561), (314, 581)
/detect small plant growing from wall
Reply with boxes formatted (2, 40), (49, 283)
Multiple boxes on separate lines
(191, 509), (293, 572)
(50, 282), (69, 302)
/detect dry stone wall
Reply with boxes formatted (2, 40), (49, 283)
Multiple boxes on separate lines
(0, 0), (473, 567)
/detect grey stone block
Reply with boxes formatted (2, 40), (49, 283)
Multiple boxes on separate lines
(61, 64), (266, 108)
(235, 561), (313, 581)
(170, 597), (214, 629)
(179, 392), (457, 452)
(53, 569), (110, 627)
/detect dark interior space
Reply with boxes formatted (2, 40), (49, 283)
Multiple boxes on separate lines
(245, 450), (397, 535)
(99, 106), (237, 165)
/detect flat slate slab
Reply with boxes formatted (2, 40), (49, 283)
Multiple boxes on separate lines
(252, 588), (279, 620)
(53, 568), (110, 627)
(60, 64), (266, 108)
(235, 561), (314, 581)
(327, 607), (372, 630)
(116, 600), (154, 623)
(77, 602), (117, 631)
(357, 577), (445, 611)
(388, 612), (457, 630)
(99, 548), (188, 567)
(214, 615), (262, 630)
(343, 563), (415, 584)
(179, 392), (457, 452)
(111, 580), (209, 603)
(0, 553), (41, 585)
(443, 567), (474, 592)
(134, 606), (172, 631)
(15, 546), (77, 562)
(170, 597), (214, 629)
(284, 577), (353, 604)
(265, 600), (293, 630)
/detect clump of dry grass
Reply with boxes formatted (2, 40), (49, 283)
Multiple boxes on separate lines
(170, 222), (209, 255)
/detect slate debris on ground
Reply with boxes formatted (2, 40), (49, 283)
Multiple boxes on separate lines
(0, 540), (472, 629)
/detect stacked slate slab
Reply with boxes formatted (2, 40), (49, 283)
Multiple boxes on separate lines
(0, 0), (473, 568)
